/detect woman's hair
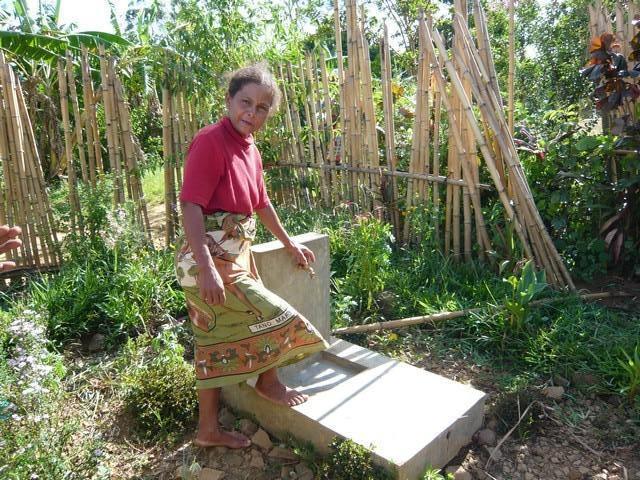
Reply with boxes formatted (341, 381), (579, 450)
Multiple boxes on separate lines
(226, 62), (281, 114)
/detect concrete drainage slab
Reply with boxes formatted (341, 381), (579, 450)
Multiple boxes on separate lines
(222, 233), (486, 480)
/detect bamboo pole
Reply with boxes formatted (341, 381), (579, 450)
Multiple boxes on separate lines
(432, 76), (442, 244)
(15, 78), (60, 265)
(99, 44), (123, 205)
(286, 62), (311, 208)
(319, 50), (339, 207)
(304, 54), (328, 206)
(57, 58), (82, 236)
(277, 65), (300, 210)
(380, 23), (400, 240)
(113, 72), (151, 239)
(66, 51), (89, 184)
(3, 62), (38, 265)
(332, 291), (632, 335)
(274, 162), (493, 188)
(450, 16), (574, 288)
(508, 0), (515, 134)
(80, 46), (98, 186)
(162, 85), (176, 246)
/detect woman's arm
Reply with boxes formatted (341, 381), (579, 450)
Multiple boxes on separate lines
(255, 204), (315, 266)
(181, 201), (226, 305)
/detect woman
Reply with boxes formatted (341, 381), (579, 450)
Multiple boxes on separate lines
(176, 63), (328, 449)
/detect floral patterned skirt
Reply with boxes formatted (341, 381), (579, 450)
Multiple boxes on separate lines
(175, 212), (328, 389)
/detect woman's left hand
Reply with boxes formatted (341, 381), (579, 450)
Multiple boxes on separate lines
(286, 242), (315, 267)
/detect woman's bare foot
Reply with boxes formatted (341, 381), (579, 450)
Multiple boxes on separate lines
(255, 369), (308, 407)
(194, 430), (250, 449)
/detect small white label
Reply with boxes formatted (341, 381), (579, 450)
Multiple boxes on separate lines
(248, 308), (297, 333)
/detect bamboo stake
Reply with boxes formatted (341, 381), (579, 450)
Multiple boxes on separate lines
(332, 291), (630, 335)
(80, 46), (97, 186)
(16, 78), (60, 265)
(66, 51), (89, 183)
(319, 50), (339, 207)
(113, 73), (151, 239)
(452, 17), (574, 288)
(162, 85), (176, 246)
(57, 58), (81, 236)
(3, 63), (37, 265)
(274, 162), (492, 189)
(380, 23), (400, 240)
(99, 44), (123, 205)
(508, 0), (515, 134)
(304, 54), (328, 206)
(432, 76), (442, 244)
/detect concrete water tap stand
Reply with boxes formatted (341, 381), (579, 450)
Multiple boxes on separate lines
(222, 232), (486, 479)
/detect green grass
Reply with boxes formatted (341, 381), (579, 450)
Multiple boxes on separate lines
(142, 167), (165, 206)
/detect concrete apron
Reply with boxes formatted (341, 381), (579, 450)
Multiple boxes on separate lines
(222, 232), (486, 480)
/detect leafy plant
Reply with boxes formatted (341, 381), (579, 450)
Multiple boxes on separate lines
(502, 260), (547, 333)
(422, 467), (453, 480)
(617, 344), (640, 402)
(118, 331), (197, 441)
(344, 215), (394, 310)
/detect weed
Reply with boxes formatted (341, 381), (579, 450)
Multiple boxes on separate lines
(502, 260), (547, 334)
(321, 437), (391, 480)
(617, 344), (640, 401)
(422, 467), (454, 480)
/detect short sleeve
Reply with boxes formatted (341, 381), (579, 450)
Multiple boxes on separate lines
(179, 133), (224, 208)
(254, 155), (271, 210)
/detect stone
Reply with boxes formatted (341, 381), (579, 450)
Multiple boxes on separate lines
(571, 372), (600, 387)
(251, 428), (273, 450)
(445, 466), (472, 480)
(525, 473), (536, 480)
(86, 333), (105, 352)
(268, 446), (298, 461)
(226, 453), (243, 467)
(553, 374), (570, 387)
(568, 469), (582, 480)
(476, 428), (496, 446)
(218, 408), (235, 430)
(280, 466), (294, 479)
(249, 450), (265, 469)
(238, 418), (258, 436)
(199, 468), (225, 480)
(542, 386), (565, 400)
(294, 464), (313, 477)
(484, 416), (498, 431)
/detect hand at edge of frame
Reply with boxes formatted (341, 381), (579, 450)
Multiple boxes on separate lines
(0, 225), (22, 272)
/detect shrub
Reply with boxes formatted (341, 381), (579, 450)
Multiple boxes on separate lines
(343, 215), (393, 310)
(119, 331), (197, 441)
(30, 184), (184, 347)
(0, 308), (103, 479)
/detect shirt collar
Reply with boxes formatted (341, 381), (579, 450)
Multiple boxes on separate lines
(222, 116), (254, 148)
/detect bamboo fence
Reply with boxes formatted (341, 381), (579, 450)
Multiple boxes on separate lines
(2, 45), (157, 274)
(162, 65), (200, 246)
(269, 0), (574, 289)
(0, 52), (61, 271)
(55, 46), (152, 240)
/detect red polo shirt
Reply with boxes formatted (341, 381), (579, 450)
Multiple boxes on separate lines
(179, 117), (270, 215)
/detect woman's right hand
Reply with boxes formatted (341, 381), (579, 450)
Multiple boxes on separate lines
(198, 263), (226, 305)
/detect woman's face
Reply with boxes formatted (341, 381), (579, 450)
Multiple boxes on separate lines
(226, 82), (273, 137)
